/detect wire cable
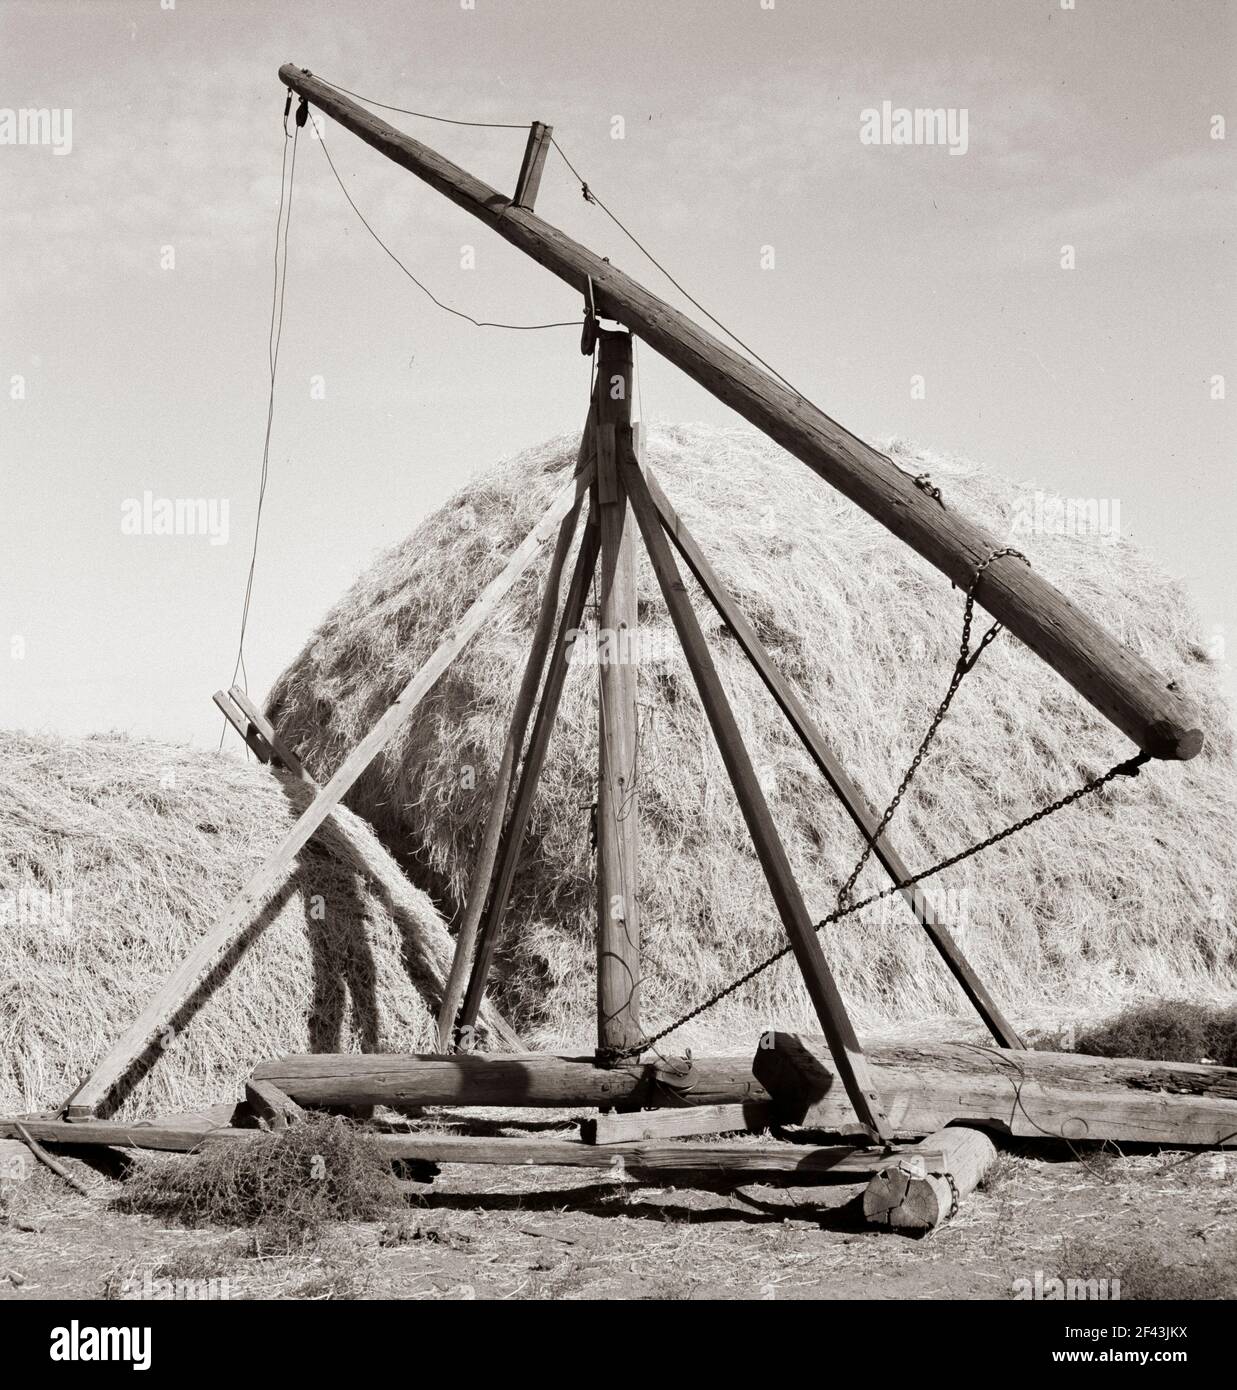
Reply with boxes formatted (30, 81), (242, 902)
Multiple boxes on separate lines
(309, 72), (528, 129)
(551, 136), (813, 403)
(316, 128), (579, 332)
(222, 115), (299, 739)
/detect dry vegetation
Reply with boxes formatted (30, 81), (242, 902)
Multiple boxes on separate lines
(268, 424), (1237, 1051)
(0, 733), (479, 1117)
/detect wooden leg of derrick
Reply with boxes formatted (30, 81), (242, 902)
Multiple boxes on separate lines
(863, 1126), (997, 1233)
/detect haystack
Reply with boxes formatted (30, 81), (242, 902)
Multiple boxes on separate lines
(266, 424), (1237, 1051)
(0, 731), (477, 1117)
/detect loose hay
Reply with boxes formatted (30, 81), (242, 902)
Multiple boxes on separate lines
(266, 424), (1237, 1050)
(0, 731), (470, 1116)
(117, 1114), (404, 1241)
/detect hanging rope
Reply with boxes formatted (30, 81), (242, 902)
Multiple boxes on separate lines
(221, 93), (301, 731)
(597, 546), (1153, 1064)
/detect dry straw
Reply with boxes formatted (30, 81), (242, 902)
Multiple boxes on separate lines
(267, 424), (1237, 1052)
(0, 732), (473, 1116)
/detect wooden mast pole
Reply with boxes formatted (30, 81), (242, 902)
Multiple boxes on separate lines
(594, 331), (643, 1057)
(278, 63), (1203, 763)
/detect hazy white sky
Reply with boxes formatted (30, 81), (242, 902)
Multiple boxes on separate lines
(2, 0), (1234, 743)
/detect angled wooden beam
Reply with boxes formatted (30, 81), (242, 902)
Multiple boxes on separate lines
(63, 468), (591, 1119)
(512, 120), (553, 210)
(245, 1078), (304, 1131)
(213, 688), (273, 764)
(278, 63), (1203, 762)
(457, 510), (603, 1036)
(623, 455), (892, 1141)
(437, 425), (593, 1048)
(218, 687), (523, 1052)
(227, 687), (304, 774)
(644, 468), (1023, 1050)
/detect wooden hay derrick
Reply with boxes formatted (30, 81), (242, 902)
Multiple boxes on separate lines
(15, 60), (1226, 1239)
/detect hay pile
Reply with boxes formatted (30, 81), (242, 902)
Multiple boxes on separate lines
(0, 732), (472, 1117)
(267, 424), (1237, 1051)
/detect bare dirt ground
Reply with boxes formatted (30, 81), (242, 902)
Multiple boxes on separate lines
(3, 1112), (1235, 1302)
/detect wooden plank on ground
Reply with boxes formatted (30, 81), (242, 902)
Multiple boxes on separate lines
(581, 1102), (774, 1145)
(0, 1117), (935, 1176)
(64, 467), (591, 1119)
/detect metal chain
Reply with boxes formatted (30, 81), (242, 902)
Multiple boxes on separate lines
(836, 546), (1025, 912)
(598, 548), (1152, 1065)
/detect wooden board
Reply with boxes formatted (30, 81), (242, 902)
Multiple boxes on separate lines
(278, 63), (1204, 762)
(581, 1102), (773, 1145)
(64, 467), (591, 1119)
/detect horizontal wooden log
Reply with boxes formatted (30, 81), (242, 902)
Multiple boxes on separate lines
(253, 1040), (1237, 1146)
(279, 62), (1204, 762)
(754, 1034), (1237, 1147)
(863, 1125), (997, 1233)
(581, 1102), (774, 1145)
(0, 1117), (933, 1176)
(252, 1052), (770, 1110)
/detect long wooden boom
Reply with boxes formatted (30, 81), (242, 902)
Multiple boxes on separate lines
(279, 63), (1204, 760)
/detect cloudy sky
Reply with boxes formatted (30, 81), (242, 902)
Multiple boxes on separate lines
(2, 0), (1233, 744)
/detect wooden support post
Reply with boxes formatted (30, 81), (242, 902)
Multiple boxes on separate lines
(644, 468), (1023, 1050)
(63, 470), (590, 1119)
(594, 331), (642, 1057)
(623, 460), (892, 1142)
(512, 120), (553, 210)
(863, 1125), (997, 1233)
(437, 437), (592, 1048)
(279, 63), (1203, 762)
(457, 513), (603, 1034)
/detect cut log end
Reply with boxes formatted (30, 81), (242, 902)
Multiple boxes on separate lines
(1147, 718), (1204, 763)
(863, 1126), (997, 1233)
